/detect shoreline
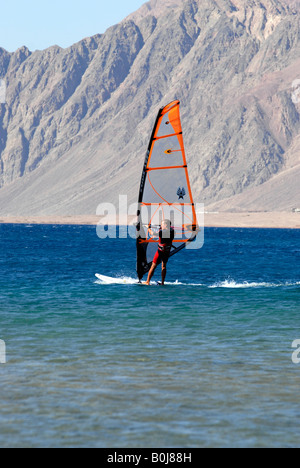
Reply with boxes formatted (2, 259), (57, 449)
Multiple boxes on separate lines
(0, 212), (299, 229)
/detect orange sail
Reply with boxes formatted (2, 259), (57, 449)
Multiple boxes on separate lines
(136, 101), (198, 280)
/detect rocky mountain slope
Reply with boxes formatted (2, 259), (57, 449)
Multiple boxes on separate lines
(0, 0), (299, 215)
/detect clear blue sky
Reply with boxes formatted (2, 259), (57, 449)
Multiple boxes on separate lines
(0, 0), (146, 52)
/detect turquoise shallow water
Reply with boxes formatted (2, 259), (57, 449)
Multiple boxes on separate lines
(0, 224), (299, 447)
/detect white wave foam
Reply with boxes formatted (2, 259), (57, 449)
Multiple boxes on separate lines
(209, 280), (300, 289)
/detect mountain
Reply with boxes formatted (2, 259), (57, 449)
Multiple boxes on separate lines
(0, 0), (299, 215)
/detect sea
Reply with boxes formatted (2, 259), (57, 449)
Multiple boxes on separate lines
(0, 223), (299, 448)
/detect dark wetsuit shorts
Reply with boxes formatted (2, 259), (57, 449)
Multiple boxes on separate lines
(153, 249), (170, 265)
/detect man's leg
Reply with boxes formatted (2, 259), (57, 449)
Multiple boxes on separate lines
(145, 262), (157, 285)
(161, 261), (167, 285)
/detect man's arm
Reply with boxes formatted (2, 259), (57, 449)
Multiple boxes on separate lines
(148, 225), (159, 239)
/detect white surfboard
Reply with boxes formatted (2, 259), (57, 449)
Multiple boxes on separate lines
(95, 274), (162, 286)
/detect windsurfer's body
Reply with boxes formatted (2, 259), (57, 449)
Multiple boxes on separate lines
(144, 220), (174, 286)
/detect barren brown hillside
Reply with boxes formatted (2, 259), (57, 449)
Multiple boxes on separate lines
(0, 0), (299, 215)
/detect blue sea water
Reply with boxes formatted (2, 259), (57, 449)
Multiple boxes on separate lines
(0, 224), (299, 448)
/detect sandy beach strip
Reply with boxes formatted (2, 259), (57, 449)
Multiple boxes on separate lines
(0, 212), (299, 229)
(203, 211), (300, 229)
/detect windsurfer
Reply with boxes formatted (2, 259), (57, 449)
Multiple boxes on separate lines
(144, 219), (175, 286)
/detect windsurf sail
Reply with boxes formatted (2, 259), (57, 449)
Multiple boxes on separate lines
(136, 100), (198, 280)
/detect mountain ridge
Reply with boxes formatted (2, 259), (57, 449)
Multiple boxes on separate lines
(0, 0), (299, 215)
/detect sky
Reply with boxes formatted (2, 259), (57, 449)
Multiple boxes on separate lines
(0, 0), (147, 52)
